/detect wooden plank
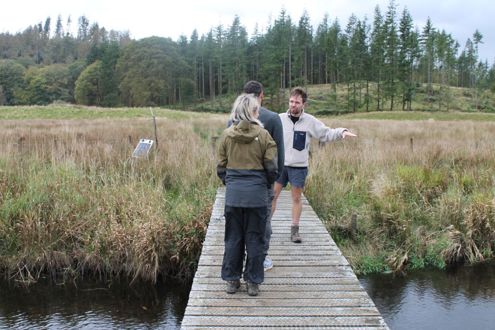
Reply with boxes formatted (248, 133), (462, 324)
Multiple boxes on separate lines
(182, 326), (388, 330)
(181, 188), (389, 329)
(204, 237), (338, 244)
(193, 265), (355, 278)
(190, 283), (365, 292)
(185, 297), (376, 308)
(201, 246), (340, 254)
(187, 290), (371, 300)
(184, 306), (382, 317)
(181, 315), (387, 328)
(206, 227), (330, 233)
(198, 255), (350, 265)
(191, 277), (360, 285)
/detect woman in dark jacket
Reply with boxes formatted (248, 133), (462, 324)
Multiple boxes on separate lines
(217, 93), (278, 296)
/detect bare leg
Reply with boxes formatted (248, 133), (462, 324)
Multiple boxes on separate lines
(291, 186), (303, 226)
(271, 182), (283, 218)
(290, 186), (303, 243)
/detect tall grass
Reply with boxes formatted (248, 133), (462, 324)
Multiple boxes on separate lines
(2, 106), (495, 282)
(306, 118), (495, 274)
(0, 115), (227, 285)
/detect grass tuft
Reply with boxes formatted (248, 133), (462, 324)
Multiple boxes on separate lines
(0, 113), (226, 285)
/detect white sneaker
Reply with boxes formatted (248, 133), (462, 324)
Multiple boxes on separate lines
(263, 256), (273, 271)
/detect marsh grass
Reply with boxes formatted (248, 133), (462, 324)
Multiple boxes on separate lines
(2, 105), (495, 282)
(306, 117), (495, 274)
(0, 113), (227, 285)
(339, 111), (495, 122)
(0, 104), (219, 120)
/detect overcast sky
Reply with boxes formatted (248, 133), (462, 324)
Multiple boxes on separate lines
(1, 0), (493, 63)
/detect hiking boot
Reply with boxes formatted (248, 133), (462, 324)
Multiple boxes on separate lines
(225, 280), (240, 294)
(263, 256), (273, 271)
(291, 225), (302, 243)
(247, 282), (259, 296)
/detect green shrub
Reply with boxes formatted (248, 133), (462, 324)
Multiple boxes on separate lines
(356, 255), (388, 275)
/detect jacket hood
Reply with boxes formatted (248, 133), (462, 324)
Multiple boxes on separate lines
(227, 120), (262, 143)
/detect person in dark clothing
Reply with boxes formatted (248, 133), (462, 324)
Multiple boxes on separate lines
(242, 80), (284, 271)
(217, 93), (278, 296)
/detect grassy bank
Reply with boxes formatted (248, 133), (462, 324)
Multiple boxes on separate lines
(0, 109), (227, 285)
(0, 104), (215, 120)
(305, 115), (495, 274)
(1, 104), (494, 283)
(188, 82), (495, 114)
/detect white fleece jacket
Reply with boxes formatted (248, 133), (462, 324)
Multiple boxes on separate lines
(280, 110), (347, 167)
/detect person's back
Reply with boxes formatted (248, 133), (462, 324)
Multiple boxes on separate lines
(259, 106), (282, 155)
(244, 82), (284, 175)
(219, 120), (277, 207)
(242, 81), (284, 272)
(217, 93), (277, 297)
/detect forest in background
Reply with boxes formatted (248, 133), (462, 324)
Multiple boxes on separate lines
(0, 1), (494, 112)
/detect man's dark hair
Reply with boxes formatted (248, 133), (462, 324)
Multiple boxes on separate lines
(290, 87), (308, 103)
(243, 80), (263, 97)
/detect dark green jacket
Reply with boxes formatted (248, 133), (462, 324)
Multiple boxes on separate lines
(217, 120), (278, 207)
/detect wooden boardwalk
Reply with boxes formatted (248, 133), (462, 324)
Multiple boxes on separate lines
(181, 188), (389, 329)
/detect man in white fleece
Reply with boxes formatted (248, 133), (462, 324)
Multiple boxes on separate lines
(272, 87), (357, 243)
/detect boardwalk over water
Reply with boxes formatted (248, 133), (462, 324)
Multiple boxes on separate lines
(182, 188), (388, 329)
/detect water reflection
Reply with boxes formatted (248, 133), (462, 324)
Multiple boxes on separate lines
(2, 263), (495, 329)
(359, 262), (495, 330)
(0, 279), (191, 329)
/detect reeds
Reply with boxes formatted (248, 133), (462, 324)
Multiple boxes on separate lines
(0, 116), (226, 285)
(2, 109), (494, 281)
(306, 118), (495, 274)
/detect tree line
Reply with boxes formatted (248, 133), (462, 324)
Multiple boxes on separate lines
(0, 0), (494, 111)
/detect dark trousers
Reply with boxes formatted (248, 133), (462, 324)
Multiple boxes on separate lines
(263, 187), (274, 256)
(221, 206), (267, 284)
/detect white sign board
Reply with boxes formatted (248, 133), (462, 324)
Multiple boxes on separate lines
(132, 139), (154, 158)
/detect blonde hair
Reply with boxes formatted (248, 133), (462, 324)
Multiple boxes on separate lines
(229, 93), (262, 126)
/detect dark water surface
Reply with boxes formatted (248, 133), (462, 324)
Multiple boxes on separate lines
(359, 262), (495, 330)
(0, 279), (191, 329)
(1, 262), (495, 329)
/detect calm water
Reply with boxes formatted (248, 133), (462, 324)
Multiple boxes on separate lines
(1, 263), (495, 329)
(0, 279), (191, 329)
(359, 262), (495, 330)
